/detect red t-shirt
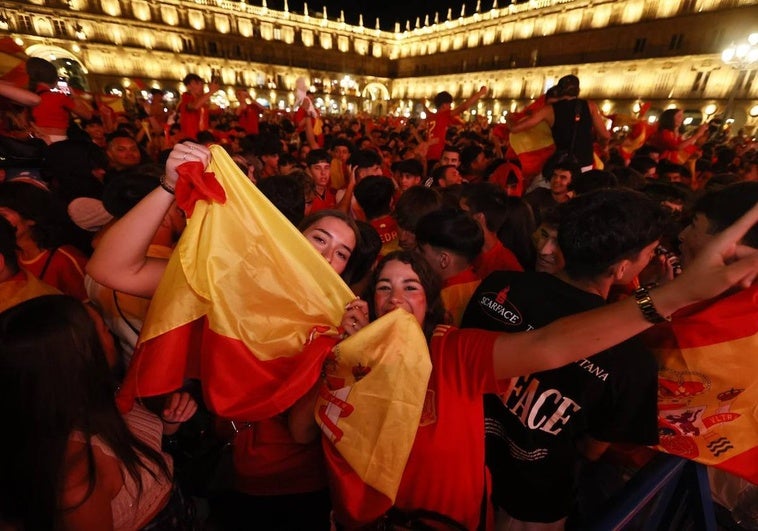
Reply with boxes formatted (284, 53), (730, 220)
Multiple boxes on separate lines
(237, 106), (261, 136)
(309, 188), (337, 214)
(19, 245), (88, 301)
(233, 414), (328, 495)
(472, 240), (524, 280)
(369, 214), (399, 259)
(178, 92), (208, 140)
(32, 89), (74, 129)
(426, 108), (452, 162)
(393, 325), (499, 529)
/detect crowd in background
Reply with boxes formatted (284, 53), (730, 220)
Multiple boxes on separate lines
(0, 58), (757, 531)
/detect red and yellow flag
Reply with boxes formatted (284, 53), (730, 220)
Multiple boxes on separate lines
(117, 145), (355, 421)
(318, 309), (431, 524)
(0, 37), (28, 87)
(644, 286), (758, 483)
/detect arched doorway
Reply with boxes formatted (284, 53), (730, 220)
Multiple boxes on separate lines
(24, 44), (90, 91)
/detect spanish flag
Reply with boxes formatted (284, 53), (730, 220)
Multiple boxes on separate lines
(0, 37), (28, 87)
(506, 96), (557, 183)
(644, 285), (758, 484)
(318, 309), (432, 525)
(116, 145), (355, 421)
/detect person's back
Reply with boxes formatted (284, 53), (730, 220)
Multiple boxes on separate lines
(551, 98), (594, 168)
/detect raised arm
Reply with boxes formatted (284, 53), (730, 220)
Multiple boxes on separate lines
(0, 80), (41, 106)
(492, 202), (758, 379)
(452, 85), (488, 117)
(508, 105), (553, 134)
(86, 142), (210, 297)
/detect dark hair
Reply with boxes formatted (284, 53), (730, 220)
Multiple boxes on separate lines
(327, 137), (355, 153)
(543, 151), (582, 182)
(354, 176), (395, 219)
(497, 196), (537, 270)
(393, 185), (443, 231)
(571, 170), (619, 195)
(556, 74), (580, 98)
(102, 168), (161, 218)
(394, 158), (424, 178)
(182, 73), (203, 85)
(431, 164), (457, 185)
(461, 182), (509, 233)
(691, 181), (758, 249)
(196, 130), (218, 145)
(0, 215), (19, 274)
(347, 148), (383, 170)
(441, 144), (460, 156)
(106, 130), (137, 146)
(305, 148), (331, 166)
(365, 250), (447, 341)
(629, 156), (658, 176)
(415, 207), (484, 263)
(298, 209), (361, 280)
(557, 188), (669, 279)
(343, 220), (382, 286)
(433, 91), (454, 109)
(256, 174), (306, 226)
(0, 181), (76, 250)
(0, 295), (170, 530)
(657, 108), (680, 132)
(26, 57), (58, 90)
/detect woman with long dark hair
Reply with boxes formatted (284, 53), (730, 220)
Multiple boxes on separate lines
(647, 108), (708, 165)
(0, 295), (195, 530)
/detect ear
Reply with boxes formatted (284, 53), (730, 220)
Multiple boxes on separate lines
(439, 250), (450, 270)
(611, 260), (628, 281)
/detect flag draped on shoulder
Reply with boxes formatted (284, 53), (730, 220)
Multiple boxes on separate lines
(643, 285), (758, 484)
(317, 309), (432, 526)
(117, 145), (355, 421)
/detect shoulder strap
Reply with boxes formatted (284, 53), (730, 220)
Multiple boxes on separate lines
(569, 99), (582, 155)
(39, 247), (58, 281)
(113, 290), (142, 336)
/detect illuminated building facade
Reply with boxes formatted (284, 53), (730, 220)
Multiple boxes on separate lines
(2, 0), (757, 129)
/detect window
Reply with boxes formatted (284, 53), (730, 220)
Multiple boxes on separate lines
(53, 19), (66, 36)
(669, 33), (683, 50)
(17, 14), (33, 32)
(691, 71), (703, 92)
(633, 37), (646, 53)
(181, 37), (194, 53)
(207, 41), (218, 56)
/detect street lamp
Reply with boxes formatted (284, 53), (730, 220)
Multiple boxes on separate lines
(720, 33), (758, 121)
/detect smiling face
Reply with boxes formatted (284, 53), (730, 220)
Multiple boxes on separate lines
(301, 215), (356, 275)
(532, 223), (565, 274)
(373, 259), (427, 327)
(550, 168), (572, 196)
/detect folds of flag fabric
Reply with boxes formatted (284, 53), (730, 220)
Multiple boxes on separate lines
(507, 97), (556, 181)
(643, 286), (758, 484)
(117, 145), (355, 421)
(0, 37), (28, 87)
(317, 309), (431, 525)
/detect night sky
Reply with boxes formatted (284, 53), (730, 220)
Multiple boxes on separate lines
(260, 0), (494, 31)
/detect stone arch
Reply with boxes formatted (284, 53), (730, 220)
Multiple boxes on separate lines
(24, 44), (90, 91)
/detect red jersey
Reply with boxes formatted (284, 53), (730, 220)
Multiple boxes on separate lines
(369, 214), (399, 258)
(32, 88), (74, 129)
(178, 92), (208, 140)
(426, 108), (452, 162)
(394, 326), (499, 529)
(237, 106), (261, 135)
(472, 240), (524, 280)
(309, 188), (337, 214)
(233, 414), (328, 495)
(19, 245), (88, 301)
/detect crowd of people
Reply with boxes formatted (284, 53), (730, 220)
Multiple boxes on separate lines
(0, 59), (757, 531)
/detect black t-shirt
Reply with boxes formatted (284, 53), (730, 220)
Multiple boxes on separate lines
(551, 98), (594, 167)
(460, 271), (658, 522)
